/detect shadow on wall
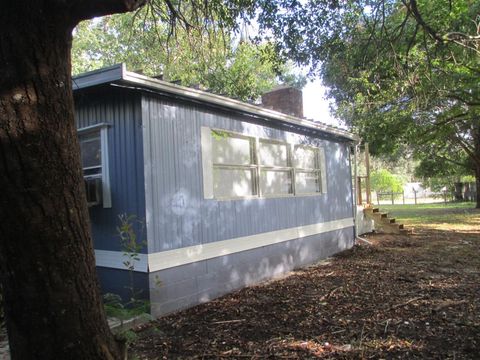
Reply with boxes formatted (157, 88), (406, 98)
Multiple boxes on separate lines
(151, 106), (354, 252)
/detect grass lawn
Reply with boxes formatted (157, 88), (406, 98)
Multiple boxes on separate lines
(379, 202), (479, 231)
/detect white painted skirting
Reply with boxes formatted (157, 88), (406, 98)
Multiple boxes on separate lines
(94, 217), (354, 273)
(94, 250), (149, 272)
(148, 217), (353, 272)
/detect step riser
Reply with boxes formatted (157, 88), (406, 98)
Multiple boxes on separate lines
(363, 207), (407, 235)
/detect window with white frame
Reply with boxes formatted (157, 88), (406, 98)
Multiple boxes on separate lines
(258, 140), (293, 196)
(78, 124), (111, 208)
(201, 127), (327, 200)
(211, 130), (257, 198)
(294, 146), (323, 194)
(80, 132), (102, 178)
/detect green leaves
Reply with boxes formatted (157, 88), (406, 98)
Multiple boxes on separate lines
(72, 7), (305, 102)
(316, 0), (478, 185)
(371, 169), (405, 193)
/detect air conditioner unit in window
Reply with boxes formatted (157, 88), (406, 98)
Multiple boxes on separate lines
(84, 177), (103, 206)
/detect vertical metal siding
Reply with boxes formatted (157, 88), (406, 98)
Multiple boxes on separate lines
(141, 94), (353, 253)
(74, 89), (146, 253)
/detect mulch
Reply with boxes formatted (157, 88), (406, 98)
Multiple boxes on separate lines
(131, 227), (480, 359)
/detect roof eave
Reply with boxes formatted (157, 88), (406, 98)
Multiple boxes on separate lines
(73, 64), (360, 142)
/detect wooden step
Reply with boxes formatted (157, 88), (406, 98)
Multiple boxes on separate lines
(363, 207), (408, 235)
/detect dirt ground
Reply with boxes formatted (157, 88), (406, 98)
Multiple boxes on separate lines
(131, 215), (480, 359)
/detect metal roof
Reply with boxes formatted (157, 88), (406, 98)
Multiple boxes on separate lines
(73, 64), (359, 142)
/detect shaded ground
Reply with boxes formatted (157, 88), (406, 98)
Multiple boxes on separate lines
(131, 205), (480, 359)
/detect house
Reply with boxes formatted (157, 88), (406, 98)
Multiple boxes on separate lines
(73, 64), (360, 317)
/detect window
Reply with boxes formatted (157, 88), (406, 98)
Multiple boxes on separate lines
(258, 140), (293, 196)
(78, 124), (111, 208)
(294, 146), (324, 194)
(201, 127), (327, 200)
(211, 131), (257, 198)
(80, 132), (102, 178)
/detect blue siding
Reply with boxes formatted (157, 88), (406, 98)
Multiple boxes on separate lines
(141, 94), (354, 253)
(97, 267), (150, 302)
(75, 88), (147, 253)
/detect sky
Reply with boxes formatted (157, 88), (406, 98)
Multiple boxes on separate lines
(302, 79), (343, 128)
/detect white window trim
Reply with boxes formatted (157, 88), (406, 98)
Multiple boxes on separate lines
(294, 144), (326, 195)
(77, 123), (112, 208)
(201, 127), (214, 199)
(258, 139), (294, 197)
(201, 127), (328, 200)
(319, 146), (327, 194)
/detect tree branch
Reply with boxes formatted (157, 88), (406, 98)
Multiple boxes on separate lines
(404, 0), (444, 43)
(69, 0), (147, 25)
(433, 154), (470, 168)
(450, 133), (479, 167)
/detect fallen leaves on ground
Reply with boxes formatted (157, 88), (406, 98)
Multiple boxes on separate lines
(131, 224), (480, 359)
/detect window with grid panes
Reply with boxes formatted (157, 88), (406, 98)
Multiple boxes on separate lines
(294, 146), (322, 194)
(211, 131), (257, 198)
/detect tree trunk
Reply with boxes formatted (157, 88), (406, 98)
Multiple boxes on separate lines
(475, 166), (480, 209)
(474, 122), (480, 209)
(0, 3), (127, 359)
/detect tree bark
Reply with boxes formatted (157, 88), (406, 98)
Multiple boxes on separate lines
(474, 121), (480, 209)
(0, 1), (142, 358)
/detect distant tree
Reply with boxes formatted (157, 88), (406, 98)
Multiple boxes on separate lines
(317, 0), (480, 207)
(414, 152), (475, 194)
(72, 12), (306, 101)
(371, 169), (405, 194)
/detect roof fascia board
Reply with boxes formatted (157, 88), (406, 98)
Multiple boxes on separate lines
(121, 70), (359, 142)
(72, 63), (125, 91)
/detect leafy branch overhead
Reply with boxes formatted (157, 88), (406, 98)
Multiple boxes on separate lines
(312, 0), (479, 206)
(73, 2), (306, 102)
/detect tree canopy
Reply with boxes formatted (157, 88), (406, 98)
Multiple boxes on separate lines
(72, 9), (306, 101)
(315, 0), (479, 206)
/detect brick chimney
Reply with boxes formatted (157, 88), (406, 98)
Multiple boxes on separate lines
(261, 86), (303, 118)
